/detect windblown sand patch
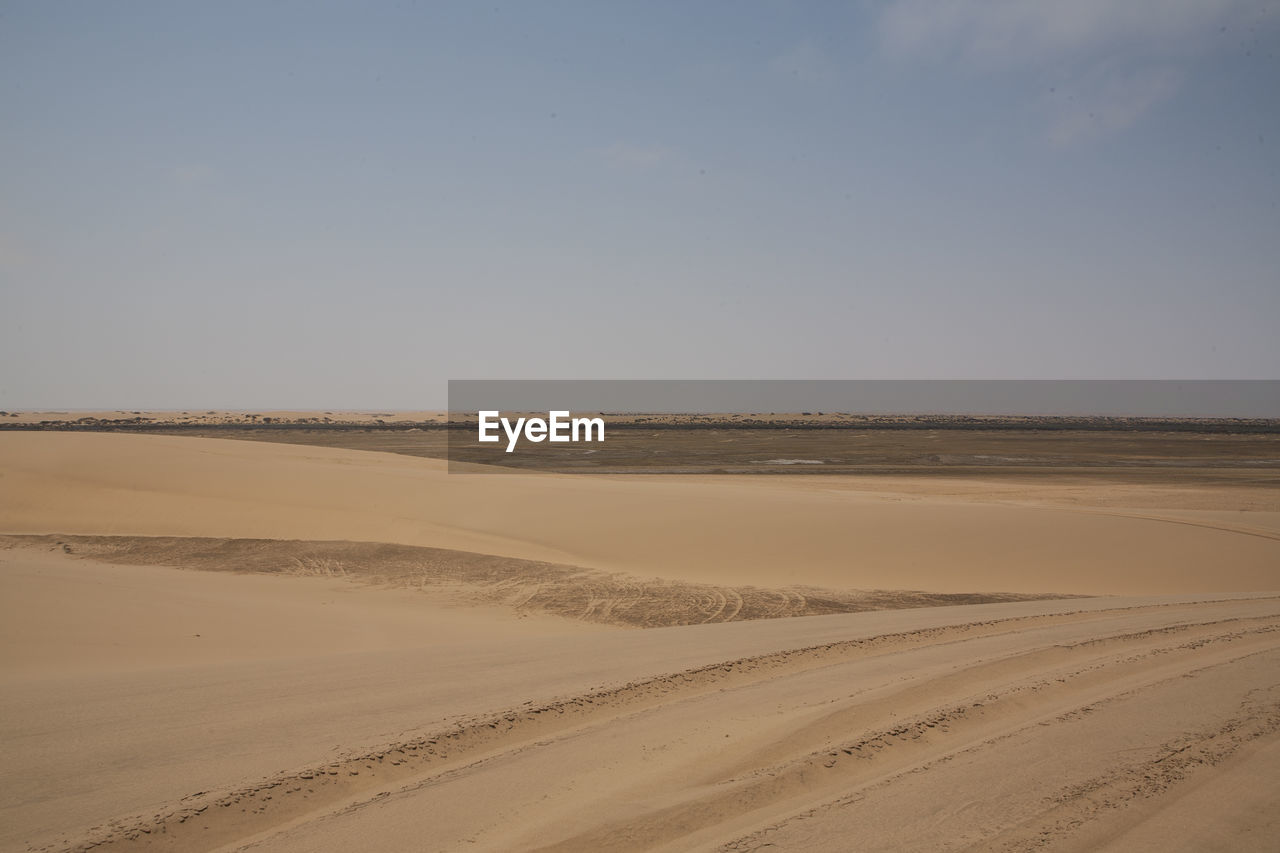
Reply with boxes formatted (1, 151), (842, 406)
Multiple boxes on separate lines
(1, 535), (1059, 628)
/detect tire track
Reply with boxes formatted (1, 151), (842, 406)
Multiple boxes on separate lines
(49, 598), (1280, 853)
(727, 653), (1280, 853)
(529, 623), (1280, 852)
(1044, 504), (1280, 543)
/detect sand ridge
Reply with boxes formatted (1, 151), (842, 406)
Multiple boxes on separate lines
(2, 432), (1278, 595)
(2, 534), (1066, 629)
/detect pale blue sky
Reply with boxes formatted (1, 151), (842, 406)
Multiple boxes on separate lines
(2, 1), (1278, 408)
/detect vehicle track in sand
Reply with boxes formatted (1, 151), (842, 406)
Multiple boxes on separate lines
(48, 596), (1280, 853)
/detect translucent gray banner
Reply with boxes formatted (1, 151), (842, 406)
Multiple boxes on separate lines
(449, 380), (1279, 418)
(446, 380), (1280, 474)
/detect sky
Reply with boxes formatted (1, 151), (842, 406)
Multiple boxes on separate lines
(2, 1), (1278, 409)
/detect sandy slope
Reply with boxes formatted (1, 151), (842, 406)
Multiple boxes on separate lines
(2, 546), (1276, 852)
(187, 599), (1280, 853)
(2, 432), (1278, 852)
(2, 432), (1278, 595)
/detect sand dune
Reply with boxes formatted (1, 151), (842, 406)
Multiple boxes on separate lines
(2, 432), (1278, 595)
(2, 545), (1275, 852)
(2, 431), (1278, 851)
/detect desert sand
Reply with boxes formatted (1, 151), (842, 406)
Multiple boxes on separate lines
(3, 432), (1279, 595)
(2, 430), (1279, 852)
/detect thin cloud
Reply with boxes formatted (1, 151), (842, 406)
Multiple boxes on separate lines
(877, 0), (1256, 66)
(1045, 66), (1182, 147)
(874, 0), (1270, 145)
